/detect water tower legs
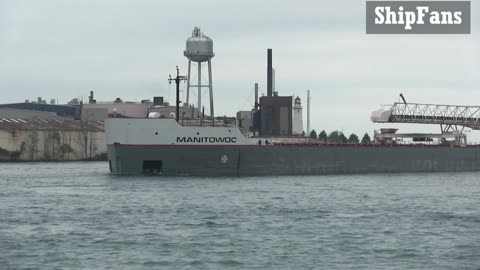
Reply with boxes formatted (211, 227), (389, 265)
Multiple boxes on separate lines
(185, 60), (214, 120)
(198, 62), (202, 118)
(186, 60), (191, 105)
(208, 59), (214, 122)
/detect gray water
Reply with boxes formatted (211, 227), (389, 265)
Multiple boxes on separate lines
(1, 162), (480, 270)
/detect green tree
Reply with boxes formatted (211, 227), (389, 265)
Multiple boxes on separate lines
(328, 131), (340, 143)
(348, 133), (359, 144)
(68, 98), (80, 105)
(309, 129), (317, 139)
(328, 131), (338, 142)
(318, 130), (327, 141)
(328, 131), (348, 143)
(361, 133), (372, 144)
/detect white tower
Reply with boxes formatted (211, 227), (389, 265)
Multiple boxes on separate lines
(293, 96), (304, 136)
(184, 27), (215, 119)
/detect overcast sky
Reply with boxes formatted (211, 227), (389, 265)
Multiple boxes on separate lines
(1, 0), (479, 139)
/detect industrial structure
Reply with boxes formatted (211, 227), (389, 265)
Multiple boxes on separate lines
(236, 49), (309, 137)
(236, 110), (254, 135)
(251, 49), (294, 136)
(0, 101), (80, 119)
(80, 91), (150, 121)
(82, 102), (150, 121)
(0, 108), (73, 121)
(184, 27), (215, 119)
(372, 102), (480, 131)
(259, 95), (293, 136)
(371, 99), (478, 145)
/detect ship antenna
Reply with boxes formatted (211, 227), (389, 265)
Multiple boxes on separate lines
(168, 66), (188, 123)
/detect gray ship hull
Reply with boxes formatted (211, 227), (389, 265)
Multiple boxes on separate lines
(107, 144), (480, 176)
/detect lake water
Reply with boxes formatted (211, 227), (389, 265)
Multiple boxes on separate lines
(1, 162), (479, 269)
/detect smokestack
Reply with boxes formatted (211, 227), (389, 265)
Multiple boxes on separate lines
(272, 68), (276, 94)
(267, 49), (272, 97)
(254, 83), (259, 110)
(89, 91), (95, 104)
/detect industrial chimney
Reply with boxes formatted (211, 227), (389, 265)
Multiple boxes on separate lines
(267, 49), (273, 97)
(254, 83), (259, 111)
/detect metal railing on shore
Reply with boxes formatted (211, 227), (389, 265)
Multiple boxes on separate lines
(179, 118), (237, 128)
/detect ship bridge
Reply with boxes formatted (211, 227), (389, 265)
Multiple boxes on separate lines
(371, 102), (480, 132)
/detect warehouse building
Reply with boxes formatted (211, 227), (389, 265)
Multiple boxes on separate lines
(0, 118), (106, 161)
(0, 102), (80, 119)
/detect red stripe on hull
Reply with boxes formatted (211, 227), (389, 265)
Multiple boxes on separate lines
(108, 144), (480, 148)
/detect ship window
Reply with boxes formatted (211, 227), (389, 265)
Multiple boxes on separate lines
(143, 160), (163, 174)
(155, 132), (158, 135)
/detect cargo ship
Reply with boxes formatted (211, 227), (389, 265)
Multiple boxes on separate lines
(105, 117), (480, 176)
(105, 27), (480, 176)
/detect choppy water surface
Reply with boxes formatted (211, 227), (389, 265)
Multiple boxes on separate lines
(1, 162), (480, 269)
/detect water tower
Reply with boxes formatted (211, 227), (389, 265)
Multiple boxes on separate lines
(184, 27), (215, 119)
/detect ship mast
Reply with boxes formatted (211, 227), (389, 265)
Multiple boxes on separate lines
(168, 66), (187, 123)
